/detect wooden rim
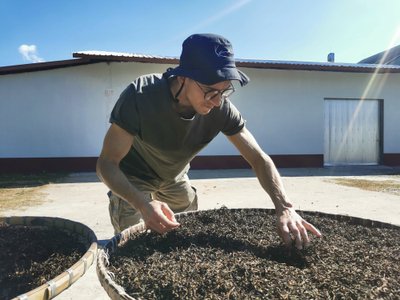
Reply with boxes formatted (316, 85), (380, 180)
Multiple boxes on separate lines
(0, 216), (98, 300)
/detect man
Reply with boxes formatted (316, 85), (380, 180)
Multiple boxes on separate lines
(97, 33), (321, 249)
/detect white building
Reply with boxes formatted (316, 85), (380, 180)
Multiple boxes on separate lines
(0, 51), (399, 173)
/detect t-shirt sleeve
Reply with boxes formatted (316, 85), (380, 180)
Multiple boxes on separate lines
(109, 83), (140, 136)
(221, 100), (246, 136)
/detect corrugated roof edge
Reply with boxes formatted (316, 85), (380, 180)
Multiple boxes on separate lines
(0, 58), (97, 75)
(73, 51), (400, 73)
(2, 51), (400, 75)
(72, 51), (400, 73)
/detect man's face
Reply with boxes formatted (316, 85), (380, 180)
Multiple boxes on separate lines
(185, 79), (233, 115)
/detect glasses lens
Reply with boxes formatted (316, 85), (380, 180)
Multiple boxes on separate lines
(199, 82), (235, 101)
(222, 88), (234, 98)
(205, 91), (219, 101)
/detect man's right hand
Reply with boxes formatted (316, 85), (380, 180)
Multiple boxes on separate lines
(139, 200), (180, 234)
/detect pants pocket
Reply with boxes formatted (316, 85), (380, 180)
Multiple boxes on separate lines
(108, 191), (121, 233)
(187, 186), (199, 211)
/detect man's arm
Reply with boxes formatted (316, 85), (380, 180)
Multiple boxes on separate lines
(227, 127), (321, 249)
(96, 123), (179, 233)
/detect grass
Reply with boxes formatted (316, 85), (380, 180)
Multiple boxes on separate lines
(1, 186), (47, 212)
(0, 172), (68, 188)
(0, 173), (68, 213)
(330, 178), (400, 196)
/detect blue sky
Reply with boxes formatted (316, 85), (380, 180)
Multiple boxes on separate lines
(1, 0), (400, 67)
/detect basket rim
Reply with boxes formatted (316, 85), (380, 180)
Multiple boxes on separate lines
(96, 208), (399, 300)
(0, 216), (98, 300)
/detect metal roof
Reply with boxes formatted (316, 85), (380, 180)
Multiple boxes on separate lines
(73, 50), (400, 73)
(2, 50), (400, 75)
(0, 58), (95, 75)
(358, 44), (400, 65)
(73, 50), (178, 61)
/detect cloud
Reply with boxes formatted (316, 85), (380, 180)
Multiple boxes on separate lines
(18, 44), (45, 63)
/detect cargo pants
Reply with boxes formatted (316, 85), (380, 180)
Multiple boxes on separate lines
(108, 173), (198, 235)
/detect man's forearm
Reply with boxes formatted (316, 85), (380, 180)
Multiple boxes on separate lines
(252, 154), (293, 212)
(96, 158), (148, 210)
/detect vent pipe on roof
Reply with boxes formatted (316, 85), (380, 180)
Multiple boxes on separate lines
(327, 52), (335, 62)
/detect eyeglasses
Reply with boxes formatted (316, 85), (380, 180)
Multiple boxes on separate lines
(194, 81), (235, 102)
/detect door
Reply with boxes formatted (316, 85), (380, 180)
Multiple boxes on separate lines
(324, 99), (381, 166)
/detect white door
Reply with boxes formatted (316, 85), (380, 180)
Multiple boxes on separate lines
(324, 99), (380, 166)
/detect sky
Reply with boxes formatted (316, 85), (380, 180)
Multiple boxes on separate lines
(1, 0), (400, 67)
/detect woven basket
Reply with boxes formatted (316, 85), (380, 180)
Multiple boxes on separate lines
(96, 208), (399, 300)
(0, 216), (98, 300)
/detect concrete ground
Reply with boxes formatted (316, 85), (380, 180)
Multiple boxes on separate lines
(2, 166), (400, 299)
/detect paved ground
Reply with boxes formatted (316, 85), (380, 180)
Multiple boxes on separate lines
(2, 166), (400, 299)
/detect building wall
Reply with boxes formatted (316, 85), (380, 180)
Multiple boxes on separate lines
(201, 68), (400, 158)
(0, 62), (174, 158)
(0, 61), (399, 172)
(1, 64), (108, 158)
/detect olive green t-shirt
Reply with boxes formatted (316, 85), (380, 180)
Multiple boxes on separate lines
(110, 73), (245, 181)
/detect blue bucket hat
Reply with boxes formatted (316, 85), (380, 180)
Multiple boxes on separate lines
(165, 33), (249, 86)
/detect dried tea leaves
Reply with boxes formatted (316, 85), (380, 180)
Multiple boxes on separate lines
(107, 209), (400, 299)
(0, 223), (86, 300)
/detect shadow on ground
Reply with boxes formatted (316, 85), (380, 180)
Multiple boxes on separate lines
(189, 166), (400, 179)
(1, 166), (399, 186)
